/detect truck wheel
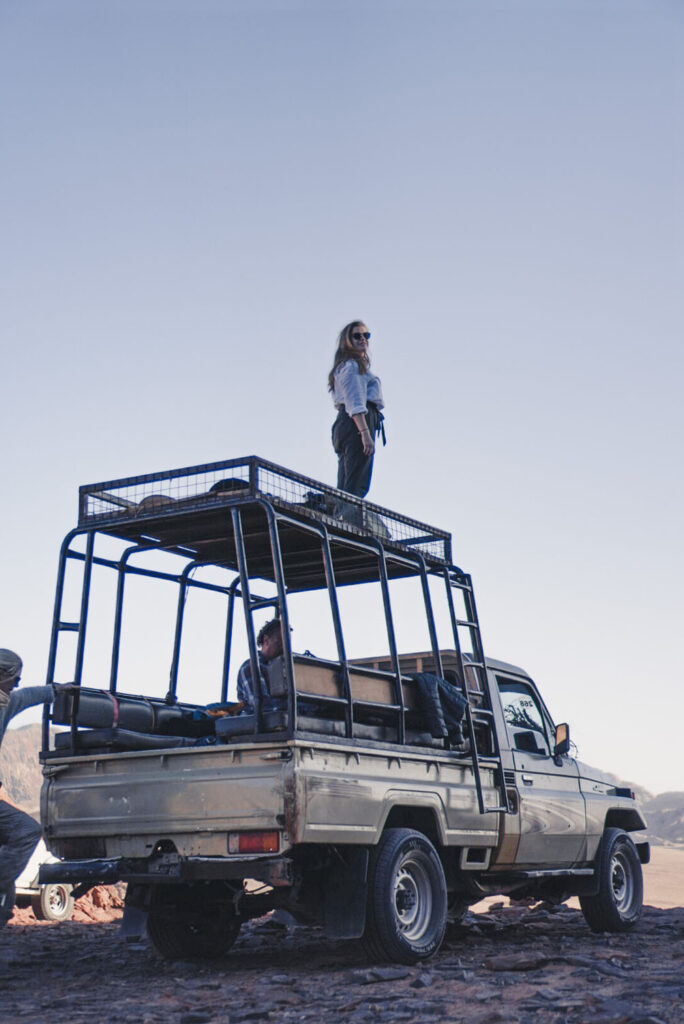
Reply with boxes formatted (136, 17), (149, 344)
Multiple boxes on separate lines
(579, 828), (643, 933)
(31, 883), (75, 922)
(147, 883), (242, 961)
(363, 828), (447, 964)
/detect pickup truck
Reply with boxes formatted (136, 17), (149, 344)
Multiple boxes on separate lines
(15, 839), (75, 921)
(39, 456), (649, 963)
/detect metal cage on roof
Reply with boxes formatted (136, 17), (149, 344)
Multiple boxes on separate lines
(78, 455), (452, 587)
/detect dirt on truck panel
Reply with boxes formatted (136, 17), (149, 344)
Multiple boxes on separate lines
(39, 456), (649, 964)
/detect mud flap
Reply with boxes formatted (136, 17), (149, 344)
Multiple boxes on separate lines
(120, 904), (149, 942)
(120, 883), (149, 942)
(323, 848), (369, 940)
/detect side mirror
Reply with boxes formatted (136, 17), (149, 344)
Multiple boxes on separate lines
(555, 722), (570, 757)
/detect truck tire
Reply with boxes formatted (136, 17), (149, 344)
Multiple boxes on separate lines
(147, 882), (242, 961)
(579, 828), (643, 933)
(363, 828), (447, 964)
(31, 883), (75, 922)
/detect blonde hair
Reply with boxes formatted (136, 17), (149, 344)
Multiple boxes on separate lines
(327, 321), (370, 392)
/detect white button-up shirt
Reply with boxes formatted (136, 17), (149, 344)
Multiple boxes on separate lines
(331, 360), (384, 416)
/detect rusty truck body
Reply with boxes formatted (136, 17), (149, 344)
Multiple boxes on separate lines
(40, 457), (648, 962)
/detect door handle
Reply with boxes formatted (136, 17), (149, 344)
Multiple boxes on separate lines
(521, 774), (534, 786)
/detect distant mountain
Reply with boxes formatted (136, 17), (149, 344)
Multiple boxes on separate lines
(599, 770), (684, 847)
(0, 723), (45, 816)
(2, 723), (683, 847)
(638, 792), (684, 847)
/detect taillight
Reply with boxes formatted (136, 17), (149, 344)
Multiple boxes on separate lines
(228, 831), (279, 854)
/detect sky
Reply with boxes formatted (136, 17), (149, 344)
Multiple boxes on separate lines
(1, 0), (682, 795)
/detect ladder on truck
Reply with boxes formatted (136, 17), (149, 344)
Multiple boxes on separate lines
(441, 565), (511, 817)
(44, 531), (96, 750)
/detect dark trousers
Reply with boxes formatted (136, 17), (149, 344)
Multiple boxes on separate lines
(0, 798), (42, 923)
(332, 408), (375, 498)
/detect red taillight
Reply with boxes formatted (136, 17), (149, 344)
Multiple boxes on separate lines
(228, 831), (279, 854)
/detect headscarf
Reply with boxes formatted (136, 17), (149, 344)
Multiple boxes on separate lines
(0, 649), (22, 686)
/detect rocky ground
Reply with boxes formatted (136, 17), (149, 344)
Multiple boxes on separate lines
(1, 901), (681, 1024)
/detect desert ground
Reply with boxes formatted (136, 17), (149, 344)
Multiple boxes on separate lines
(0, 846), (681, 1024)
(468, 844), (684, 914)
(639, 846), (684, 910)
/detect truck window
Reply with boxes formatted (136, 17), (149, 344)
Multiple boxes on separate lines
(497, 677), (550, 755)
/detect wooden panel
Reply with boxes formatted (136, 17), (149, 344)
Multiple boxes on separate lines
(293, 661), (341, 698)
(293, 660), (417, 709)
(349, 671), (395, 704)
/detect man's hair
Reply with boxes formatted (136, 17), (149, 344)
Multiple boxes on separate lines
(257, 618), (282, 647)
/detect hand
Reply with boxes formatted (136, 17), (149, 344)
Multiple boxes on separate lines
(360, 430), (375, 456)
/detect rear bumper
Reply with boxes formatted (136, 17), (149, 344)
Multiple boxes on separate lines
(40, 858), (127, 886)
(39, 854), (293, 887)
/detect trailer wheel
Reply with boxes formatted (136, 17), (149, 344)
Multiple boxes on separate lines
(31, 883), (75, 922)
(580, 828), (643, 933)
(147, 882), (242, 961)
(363, 828), (447, 964)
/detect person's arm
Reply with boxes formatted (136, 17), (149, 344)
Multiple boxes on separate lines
(7, 685), (56, 718)
(236, 661), (254, 715)
(7, 683), (75, 722)
(351, 413), (374, 456)
(336, 362), (374, 456)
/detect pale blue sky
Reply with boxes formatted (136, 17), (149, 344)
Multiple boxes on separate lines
(1, 0), (682, 793)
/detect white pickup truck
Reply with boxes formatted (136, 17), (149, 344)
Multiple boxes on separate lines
(39, 457), (648, 963)
(15, 839), (74, 921)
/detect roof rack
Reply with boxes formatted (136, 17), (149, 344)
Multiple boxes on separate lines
(79, 455), (452, 566)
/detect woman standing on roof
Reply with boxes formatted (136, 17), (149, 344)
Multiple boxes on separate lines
(328, 320), (385, 499)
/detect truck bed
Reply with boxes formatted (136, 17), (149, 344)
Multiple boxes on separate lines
(41, 736), (501, 865)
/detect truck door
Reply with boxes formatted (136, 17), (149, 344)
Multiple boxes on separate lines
(496, 675), (586, 867)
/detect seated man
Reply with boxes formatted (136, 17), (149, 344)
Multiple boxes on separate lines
(236, 618), (286, 715)
(235, 619), (317, 721)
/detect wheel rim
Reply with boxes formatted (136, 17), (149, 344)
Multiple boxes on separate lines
(48, 885), (70, 916)
(610, 850), (634, 914)
(392, 853), (433, 942)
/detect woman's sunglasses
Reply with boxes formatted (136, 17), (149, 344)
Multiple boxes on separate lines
(351, 331), (371, 342)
